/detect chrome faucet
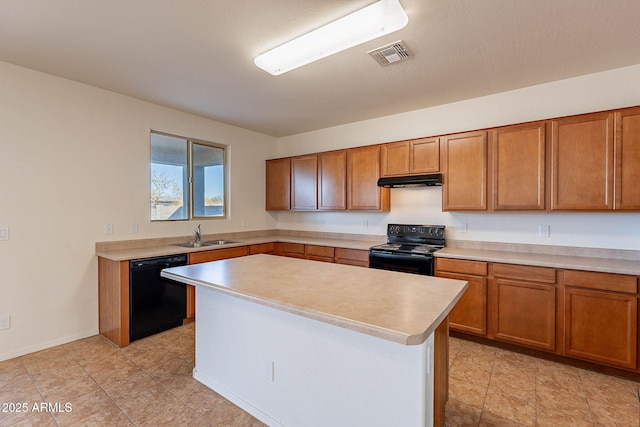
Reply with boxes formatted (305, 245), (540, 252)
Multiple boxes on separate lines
(193, 224), (202, 247)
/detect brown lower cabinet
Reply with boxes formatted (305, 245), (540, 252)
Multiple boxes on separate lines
(563, 270), (638, 369)
(436, 257), (640, 373)
(491, 264), (557, 351)
(435, 258), (487, 335)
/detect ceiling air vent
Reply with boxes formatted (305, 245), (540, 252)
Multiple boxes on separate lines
(368, 40), (412, 66)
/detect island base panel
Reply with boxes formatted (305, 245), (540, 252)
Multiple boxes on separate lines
(194, 287), (435, 427)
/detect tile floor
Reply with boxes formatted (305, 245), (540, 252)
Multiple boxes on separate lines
(1, 325), (639, 426)
(446, 337), (640, 426)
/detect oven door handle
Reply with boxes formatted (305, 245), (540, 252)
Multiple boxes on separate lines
(369, 251), (431, 261)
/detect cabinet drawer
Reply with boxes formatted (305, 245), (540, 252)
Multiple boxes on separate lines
(335, 248), (369, 267)
(249, 243), (275, 254)
(436, 258), (487, 276)
(563, 270), (637, 294)
(306, 245), (335, 258)
(189, 246), (249, 264)
(335, 248), (369, 262)
(493, 263), (556, 284)
(280, 243), (305, 254)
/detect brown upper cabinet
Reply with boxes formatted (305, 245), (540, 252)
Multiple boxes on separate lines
(266, 146), (388, 212)
(491, 122), (547, 210)
(442, 131), (488, 211)
(266, 158), (291, 210)
(318, 150), (347, 210)
(347, 145), (390, 211)
(551, 111), (615, 210)
(268, 106), (640, 213)
(291, 155), (318, 210)
(380, 137), (440, 177)
(615, 107), (640, 210)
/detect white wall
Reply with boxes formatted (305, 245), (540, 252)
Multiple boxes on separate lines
(275, 64), (640, 250)
(0, 61), (277, 361)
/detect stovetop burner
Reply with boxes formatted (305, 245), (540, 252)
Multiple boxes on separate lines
(372, 243), (443, 255)
(369, 224), (446, 257)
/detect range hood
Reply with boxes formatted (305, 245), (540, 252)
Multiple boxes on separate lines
(377, 173), (443, 188)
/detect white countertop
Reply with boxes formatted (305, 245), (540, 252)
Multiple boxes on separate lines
(161, 254), (468, 345)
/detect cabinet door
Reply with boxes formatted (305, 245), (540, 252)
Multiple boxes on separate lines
(318, 150), (347, 210)
(551, 112), (614, 210)
(442, 131), (487, 211)
(492, 122), (546, 210)
(437, 271), (487, 336)
(381, 141), (410, 177)
(615, 107), (640, 210)
(564, 287), (637, 369)
(347, 146), (390, 211)
(411, 137), (440, 174)
(493, 279), (556, 351)
(291, 155), (318, 210)
(266, 158), (291, 210)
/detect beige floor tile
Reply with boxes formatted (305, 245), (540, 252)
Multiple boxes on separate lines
(479, 410), (528, 426)
(1, 410), (58, 427)
(449, 374), (489, 409)
(0, 358), (28, 387)
(589, 398), (640, 427)
(142, 351), (194, 383)
(20, 352), (78, 377)
(445, 398), (482, 426)
(536, 408), (595, 427)
(51, 389), (116, 425)
(536, 383), (592, 421)
(483, 387), (536, 426)
(488, 372), (536, 402)
(4, 329), (640, 426)
(536, 359), (585, 395)
(30, 362), (87, 391)
(40, 373), (103, 403)
(580, 369), (640, 408)
(134, 400), (204, 427)
(67, 405), (133, 426)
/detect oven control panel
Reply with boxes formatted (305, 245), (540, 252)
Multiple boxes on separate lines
(387, 224), (445, 238)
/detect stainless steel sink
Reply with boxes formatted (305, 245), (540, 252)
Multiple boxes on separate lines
(202, 240), (239, 245)
(172, 242), (213, 248)
(172, 240), (239, 248)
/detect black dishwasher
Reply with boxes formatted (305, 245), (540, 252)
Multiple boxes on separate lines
(129, 254), (188, 342)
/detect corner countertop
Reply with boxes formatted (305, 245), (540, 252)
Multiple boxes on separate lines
(96, 234), (384, 262)
(161, 254), (468, 346)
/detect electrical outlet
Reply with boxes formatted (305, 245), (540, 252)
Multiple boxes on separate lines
(105, 224), (113, 235)
(458, 223), (467, 234)
(538, 225), (550, 237)
(241, 219), (250, 228)
(363, 220), (369, 229)
(0, 315), (10, 330)
(262, 360), (274, 381)
(130, 223), (138, 234)
(0, 226), (8, 241)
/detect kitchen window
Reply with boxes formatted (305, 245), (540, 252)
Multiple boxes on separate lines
(150, 131), (227, 221)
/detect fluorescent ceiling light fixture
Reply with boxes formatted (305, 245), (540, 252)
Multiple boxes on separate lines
(254, 0), (409, 75)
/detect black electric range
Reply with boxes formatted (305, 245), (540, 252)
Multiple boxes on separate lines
(369, 224), (445, 276)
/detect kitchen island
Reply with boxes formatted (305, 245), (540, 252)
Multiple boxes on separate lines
(161, 254), (467, 427)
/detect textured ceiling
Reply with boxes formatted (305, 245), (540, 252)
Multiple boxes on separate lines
(1, 0), (639, 137)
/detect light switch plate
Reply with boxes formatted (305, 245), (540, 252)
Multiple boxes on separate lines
(0, 226), (8, 241)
